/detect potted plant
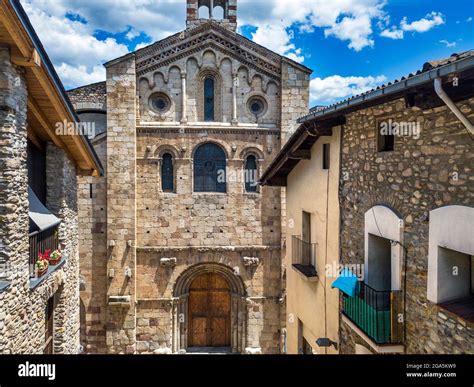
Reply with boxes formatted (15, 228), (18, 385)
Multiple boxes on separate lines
(35, 255), (49, 278)
(49, 249), (62, 265)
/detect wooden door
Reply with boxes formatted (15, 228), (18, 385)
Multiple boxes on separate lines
(188, 273), (231, 347)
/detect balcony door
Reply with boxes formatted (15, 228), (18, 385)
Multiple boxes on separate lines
(302, 211), (314, 267)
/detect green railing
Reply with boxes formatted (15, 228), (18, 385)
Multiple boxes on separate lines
(342, 281), (403, 344)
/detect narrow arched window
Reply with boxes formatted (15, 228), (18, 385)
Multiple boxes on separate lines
(161, 153), (174, 192)
(245, 155), (258, 192)
(194, 143), (226, 193)
(204, 77), (215, 122)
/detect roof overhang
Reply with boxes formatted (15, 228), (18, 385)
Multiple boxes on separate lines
(260, 116), (345, 186)
(0, 0), (103, 176)
(261, 52), (474, 187)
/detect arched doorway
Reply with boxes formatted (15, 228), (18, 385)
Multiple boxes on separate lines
(188, 272), (231, 348)
(172, 263), (247, 353)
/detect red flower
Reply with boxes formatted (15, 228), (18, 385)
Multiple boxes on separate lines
(38, 249), (51, 261)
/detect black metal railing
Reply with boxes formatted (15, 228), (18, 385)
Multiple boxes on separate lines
(342, 281), (403, 344)
(292, 236), (317, 277)
(29, 225), (59, 277)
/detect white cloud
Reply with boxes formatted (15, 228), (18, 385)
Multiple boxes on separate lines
(439, 39), (456, 48)
(21, 0), (392, 88)
(324, 15), (374, 51)
(467, 17), (473, 22)
(56, 64), (106, 88)
(401, 12), (445, 33)
(22, 1), (129, 88)
(310, 74), (387, 105)
(380, 27), (404, 39)
(240, 0), (387, 54)
(251, 24), (304, 62)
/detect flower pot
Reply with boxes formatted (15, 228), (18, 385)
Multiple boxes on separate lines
(36, 267), (48, 278)
(49, 257), (61, 265)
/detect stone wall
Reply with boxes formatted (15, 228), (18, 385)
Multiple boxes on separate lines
(136, 129), (281, 247)
(339, 96), (474, 354)
(0, 45), (80, 353)
(280, 60), (311, 144)
(76, 136), (108, 353)
(68, 81), (106, 108)
(135, 248), (282, 354)
(105, 55), (137, 354)
(137, 51), (281, 126)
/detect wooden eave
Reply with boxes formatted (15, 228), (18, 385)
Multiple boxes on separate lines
(260, 116), (345, 187)
(0, 0), (102, 176)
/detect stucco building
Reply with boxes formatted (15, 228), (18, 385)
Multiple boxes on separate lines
(69, 0), (311, 354)
(262, 51), (474, 354)
(0, 0), (102, 354)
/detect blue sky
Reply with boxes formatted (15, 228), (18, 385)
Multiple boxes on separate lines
(22, 0), (474, 106)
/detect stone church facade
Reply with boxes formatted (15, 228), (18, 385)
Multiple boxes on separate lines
(68, 0), (311, 354)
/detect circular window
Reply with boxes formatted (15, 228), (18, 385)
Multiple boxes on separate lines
(247, 96), (266, 116)
(149, 93), (171, 114)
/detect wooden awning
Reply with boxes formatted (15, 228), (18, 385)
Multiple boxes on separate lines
(0, 0), (103, 176)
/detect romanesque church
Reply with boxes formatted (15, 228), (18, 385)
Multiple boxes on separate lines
(68, 0), (311, 354)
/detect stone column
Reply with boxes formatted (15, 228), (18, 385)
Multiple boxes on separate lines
(105, 55), (137, 354)
(231, 73), (238, 125)
(181, 72), (187, 124)
(209, 0), (214, 18)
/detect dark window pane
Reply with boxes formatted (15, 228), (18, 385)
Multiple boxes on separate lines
(378, 123), (395, 152)
(204, 78), (215, 122)
(27, 139), (46, 205)
(322, 143), (330, 170)
(245, 155), (258, 192)
(161, 153), (174, 192)
(194, 143), (226, 193)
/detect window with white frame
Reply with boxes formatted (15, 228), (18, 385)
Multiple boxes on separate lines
(427, 205), (474, 320)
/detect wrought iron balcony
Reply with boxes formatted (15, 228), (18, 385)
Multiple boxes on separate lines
(342, 281), (403, 345)
(291, 236), (317, 278)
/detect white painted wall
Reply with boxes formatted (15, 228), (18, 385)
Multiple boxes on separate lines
(364, 206), (403, 291)
(427, 205), (474, 303)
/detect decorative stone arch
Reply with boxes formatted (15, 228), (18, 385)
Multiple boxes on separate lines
(154, 144), (180, 159)
(237, 65), (251, 87)
(427, 205), (474, 304)
(263, 79), (279, 94)
(172, 263), (247, 353)
(364, 205), (404, 291)
(197, 67), (223, 121)
(154, 145), (179, 193)
(239, 146), (264, 161)
(191, 139), (230, 160)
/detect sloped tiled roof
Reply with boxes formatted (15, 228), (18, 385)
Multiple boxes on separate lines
(299, 50), (474, 123)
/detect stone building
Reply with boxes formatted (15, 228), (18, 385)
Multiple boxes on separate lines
(69, 0), (311, 354)
(260, 115), (343, 354)
(262, 51), (474, 354)
(0, 0), (102, 354)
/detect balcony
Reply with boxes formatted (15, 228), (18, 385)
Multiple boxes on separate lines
(29, 224), (59, 278)
(291, 236), (317, 279)
(342, 281), (403, 345)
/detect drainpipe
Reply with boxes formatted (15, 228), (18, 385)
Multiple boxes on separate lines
(434, 77), (474, 135)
